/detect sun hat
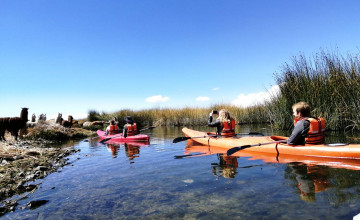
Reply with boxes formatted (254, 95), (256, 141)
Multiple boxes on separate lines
(125, 116), (133, 124)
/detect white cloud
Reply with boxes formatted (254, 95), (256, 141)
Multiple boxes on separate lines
(212, 87), (219, 91)
(231, 85), (280, 107)
(146, 95), (170, 103)
(196, 96), (210, 101)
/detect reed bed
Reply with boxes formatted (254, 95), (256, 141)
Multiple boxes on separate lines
(87, 105), (269, 129)
(87, 49), (360, 131)
(270, 49), (360, 131)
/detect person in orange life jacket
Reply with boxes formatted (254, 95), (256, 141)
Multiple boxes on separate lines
(287, 102), (326, 145)
(208, 109), (236, 137)
(123, 116), (139, 138)
(105, 120), (120, 135)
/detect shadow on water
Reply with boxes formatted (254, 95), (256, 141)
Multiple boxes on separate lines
(3, 125), (360, 219)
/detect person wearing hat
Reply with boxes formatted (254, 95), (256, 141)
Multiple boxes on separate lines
(123, 116), (139, 138)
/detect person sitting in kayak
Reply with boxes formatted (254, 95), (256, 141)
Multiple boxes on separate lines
(287, 102), (326, 145)
(208, 109), (236, 137)
(105, 120), (120, 135)
(123, 116), (139, 138)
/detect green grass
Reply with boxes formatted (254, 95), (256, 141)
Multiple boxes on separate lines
(270, 49), (360, 131)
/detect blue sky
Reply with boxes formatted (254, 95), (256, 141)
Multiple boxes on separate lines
(1, 0), (359, 119)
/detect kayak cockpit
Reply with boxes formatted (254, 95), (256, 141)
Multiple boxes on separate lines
(270, 135), (288, 141)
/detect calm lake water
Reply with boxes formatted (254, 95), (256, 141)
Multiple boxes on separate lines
(3, 125), (360, 219)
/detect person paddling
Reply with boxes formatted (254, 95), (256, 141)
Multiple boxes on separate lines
(123, 116), (139, 138)
(105, 120), (120, 135)
(287, 102), (326, 145)
(208, 109), (236, 137)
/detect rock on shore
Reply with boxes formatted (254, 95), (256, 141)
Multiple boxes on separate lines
(0, 122), (96, 216)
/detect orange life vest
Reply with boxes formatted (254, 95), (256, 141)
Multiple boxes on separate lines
(221, 119), (236, 137)
(126, 123), (139, 136)
(294, 117), (326, 145)
(297, 165), (330, 195)
(307, 166), (330, 193)
(109, 125), (119, 135)
(221, 155), (239, 168)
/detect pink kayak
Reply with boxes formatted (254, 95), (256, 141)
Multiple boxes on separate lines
(97, 130), (150, 142)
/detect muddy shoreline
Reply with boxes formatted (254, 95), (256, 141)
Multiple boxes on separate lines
(0, 127), (96, 216)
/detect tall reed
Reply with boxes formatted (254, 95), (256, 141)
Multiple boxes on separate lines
(87, 105), (269, 128)
(270, 49), (360, 131)
(87, 49), (360, 132)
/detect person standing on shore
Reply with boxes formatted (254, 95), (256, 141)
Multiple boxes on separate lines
(287, 102), (326, 145)
(208, 109), (236, 137)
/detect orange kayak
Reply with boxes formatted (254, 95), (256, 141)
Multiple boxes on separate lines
(183, 140), (360, 170)
(182, 127), (360, 160)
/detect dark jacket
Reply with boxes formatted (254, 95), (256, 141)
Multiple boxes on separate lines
(122, 123), (139, 138)
(208, 115), (223, 135)
(287, 120), (310, 145)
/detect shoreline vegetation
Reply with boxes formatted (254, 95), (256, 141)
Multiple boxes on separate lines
(89, 49), (360, 132)
(0, 122), (96, 215)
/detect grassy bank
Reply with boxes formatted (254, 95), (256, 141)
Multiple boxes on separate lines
(25, 121), (96, 141)
(87, 49), (360, 132)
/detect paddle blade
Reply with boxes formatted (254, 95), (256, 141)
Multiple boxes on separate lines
(174, 153), (206, 159)
(99, 138), (111, 144)
(226, 145), (251, 156)
(173, 137), (190, 143)
(226, 147), (241, 156)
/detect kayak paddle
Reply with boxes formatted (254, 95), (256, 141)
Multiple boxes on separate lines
(172, 132), (264, 144)
(174, 153), (206, 159)
(226, 140), (287, 156)
(99, 126), (156, 144)
(172, 134), (218, 143)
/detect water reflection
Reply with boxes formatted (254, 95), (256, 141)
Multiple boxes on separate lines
(285, 163), (330, 202)
(285, 163), (360, 205)
(106, 144), (120, 157)
(184, 139), (360, 205)
(211, 154), (238, 179)
(124, 143), (140, 162)
(105, 141), (150, 163)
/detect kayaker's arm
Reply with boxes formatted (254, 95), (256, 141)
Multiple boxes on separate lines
(287, 120), (310, 145)
(208, 115), (221, 127)
(208, 114), (222, 134)
(123, 125), (128, 138)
